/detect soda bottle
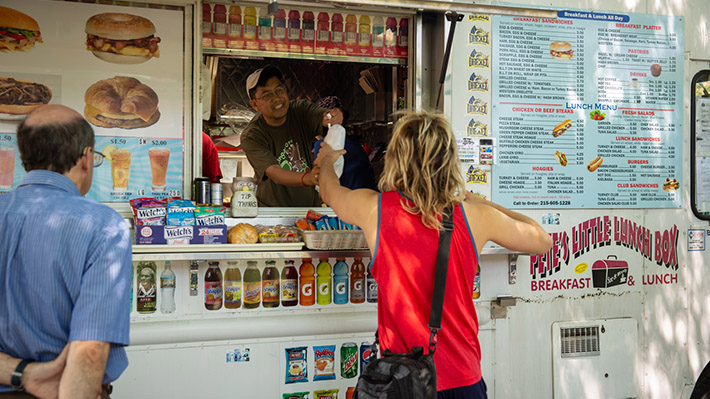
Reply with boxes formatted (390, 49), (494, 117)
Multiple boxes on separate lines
(262, 260), (280, 308)
(212, 4), (227, 48)
(287, 9), (301, 53)
(315, 12), (329, 54)
(160, 261), (176, 314)
(344, 14), (357, 54)
(366, 261), (377, 303)
(301, 10), (315, 53)
(330, 13), (343, 55)
(316, 258), (332, 305)
(224, 261), (242, 309)
(273, 9), (287, 52)
(384, 17), (397, 57)
(299, 258), (315, 306)
(243, 261), (261, 309)
(136, 261), (157, 314)
(202, 4), (212, 47)
(243, 6), (258, 50)
(350, 257), (366, 304)
(397, 17), (408, 57)
(204, 261), (223, 310)
(228, 5), (244, 49)
(281, 259), (298, 306)
(358, 15), (371, 51)
(333, 258), (349, 305)
(258, 7), (273, 51)
(472, 265), (481, 299)
(371, 16), (384, 57)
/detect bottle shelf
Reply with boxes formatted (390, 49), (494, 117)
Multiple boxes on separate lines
(203, 47), (407, 65)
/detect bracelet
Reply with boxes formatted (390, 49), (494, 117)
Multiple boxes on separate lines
(301, 172), (308, 187)
(11, 359), (32, 392)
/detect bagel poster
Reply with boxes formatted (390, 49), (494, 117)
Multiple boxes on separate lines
(0, 0), (185, 202)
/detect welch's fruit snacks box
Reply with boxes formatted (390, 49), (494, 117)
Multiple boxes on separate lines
(135, 224), (228, 245)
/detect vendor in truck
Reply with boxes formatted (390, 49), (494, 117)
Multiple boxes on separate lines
(240, 65), (343, 207)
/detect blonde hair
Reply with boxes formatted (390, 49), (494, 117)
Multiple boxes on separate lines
(378, 111), (466, 230)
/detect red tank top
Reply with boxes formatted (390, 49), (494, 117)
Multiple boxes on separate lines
(372, 191), (481, 391)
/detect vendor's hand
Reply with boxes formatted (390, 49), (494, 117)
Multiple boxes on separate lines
(314, 142), (347, 168)
(24, 345), (69, 399)
(303, 166), (321, 186)
(323, 108), (344, 126)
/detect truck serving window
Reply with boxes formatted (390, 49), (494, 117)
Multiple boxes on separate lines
(692, 70), (710, 220)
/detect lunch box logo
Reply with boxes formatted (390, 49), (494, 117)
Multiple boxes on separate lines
(592, 256), (629, 288)
(467, 96), (488, 115)
(468, 49), (490, 68)
(467, 120), (488, 137)
(468, 26), (490, 45)
(467, 165), (488, 184)
(468, 73), (489, 92)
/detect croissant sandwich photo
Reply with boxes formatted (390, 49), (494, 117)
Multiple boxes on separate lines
(0, 76), (52, 115)
(0, 6), (43, 52)
(84, 76), (160, 129)
(85, 13), (160, 64)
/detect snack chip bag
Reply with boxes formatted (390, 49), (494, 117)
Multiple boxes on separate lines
(306, 209), (324, 221)
(195, 206), (226, 226)
(130, 198), (166, 226)
(313, 345), (336, 381)
(285, 347), (308, 384)
(283, 393), (309, 399)
(313, 389), (339, 399)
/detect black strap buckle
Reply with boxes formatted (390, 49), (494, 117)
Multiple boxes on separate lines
(428, 327), (439, 354)
(441, 210), (454, 232)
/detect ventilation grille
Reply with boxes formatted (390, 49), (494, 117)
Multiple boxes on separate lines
(560, 326), (600, 358)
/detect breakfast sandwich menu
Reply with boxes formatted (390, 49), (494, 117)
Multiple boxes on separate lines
(488, 11), (684, 209)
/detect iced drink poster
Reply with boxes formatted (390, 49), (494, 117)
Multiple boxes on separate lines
(487, 11), (683, 209)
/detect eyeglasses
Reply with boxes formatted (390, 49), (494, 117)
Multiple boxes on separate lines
(253, 86), (286, 101)
(93, 150), (105, 168)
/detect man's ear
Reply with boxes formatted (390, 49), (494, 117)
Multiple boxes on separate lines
(249, 99), (259, 112)
(81, 147), (93, 171)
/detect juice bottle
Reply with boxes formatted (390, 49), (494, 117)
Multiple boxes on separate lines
(371, 16), (384, 57)
(258, 7), (274, 51)
(358, 15), (371, 55)
(262, 260), (280, 308)
(204, 261), (223, 311)
(287, 10), (301, 53)
(224, 261), (242, 309)
(281, 259), (298, 306)
(228, 5), (244, 49)
(243, 260), (261, 309)
(366, 261), (377, 303)
(344, 14), (357, 54)
(385, 17), (397, 57)
(472, 265), (481, 299)
(350, 257), (366, 304)
(243, 6), (258, 49)
(301, 10), (315, 53)
(201, 4), (212, 47)
(212, 4), (227, 48)
(273, 9), (287, 52)
(397, 17), (408, 58)
(299, 258), (315, 306)
(333, 258), (349, 305)
(136, 261), (157, 314)
(316, 258), (332, 305)
(330, 13), (343, 55)
(315, 12), (329, 54)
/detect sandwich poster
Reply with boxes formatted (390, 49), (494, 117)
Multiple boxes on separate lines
(0, 0), (185, 202)
(488, 10), (684, 209)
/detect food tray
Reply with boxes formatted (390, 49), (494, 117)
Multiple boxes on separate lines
(301, 230), (368, 250)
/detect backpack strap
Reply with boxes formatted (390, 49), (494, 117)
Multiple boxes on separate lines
(427, 206), (454, 354)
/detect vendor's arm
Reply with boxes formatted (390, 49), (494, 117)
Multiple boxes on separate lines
(264, 164), (319, 187)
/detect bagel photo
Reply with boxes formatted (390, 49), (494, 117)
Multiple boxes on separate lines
(84, 76), (160, 129)
(0, 6), (43, 52)
(85, 13), (161, 64)
(0, 76), (52, 115)
(550, 41), (573, 60)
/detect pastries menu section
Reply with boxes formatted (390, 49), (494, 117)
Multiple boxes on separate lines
(491, 11), (683, 208)
(0, 0), (185, 202)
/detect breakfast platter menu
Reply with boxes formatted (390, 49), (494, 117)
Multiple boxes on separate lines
(0, 0), (185, 202)
(491, 11), (684, 208)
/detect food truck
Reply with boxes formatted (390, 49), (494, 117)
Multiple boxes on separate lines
(2, 0), (710, 397)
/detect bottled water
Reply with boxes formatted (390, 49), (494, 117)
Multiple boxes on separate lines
(160, 261), (176, 313)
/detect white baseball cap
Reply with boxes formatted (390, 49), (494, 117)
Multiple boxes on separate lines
(246, 65), (284, 100)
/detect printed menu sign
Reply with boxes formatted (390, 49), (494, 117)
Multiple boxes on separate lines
(491, 11), (683, 208)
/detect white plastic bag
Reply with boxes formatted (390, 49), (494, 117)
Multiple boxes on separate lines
(324, 124), (346, 177)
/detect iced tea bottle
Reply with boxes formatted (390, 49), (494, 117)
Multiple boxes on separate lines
(224, 261), (242, 309)
(262, 260), (280, 308)
(243, 261), (261, 309)
(299, 258), (315, 306)
(350, 257), (366, 304)
(204, 261), (223, 311)
(316, 258), (332, 305)
(281, 259), (298, 307)
(136, 261), (157, 314)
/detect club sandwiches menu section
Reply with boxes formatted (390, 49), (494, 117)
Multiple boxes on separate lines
(0, 0), (185, 202)
(490, 11), (683, 209)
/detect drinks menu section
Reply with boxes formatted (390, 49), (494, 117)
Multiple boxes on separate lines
(491, 11), (683, 208)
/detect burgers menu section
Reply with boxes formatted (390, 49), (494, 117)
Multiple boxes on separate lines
(491, 11), (683, 209)
(0, 0), (185, 202)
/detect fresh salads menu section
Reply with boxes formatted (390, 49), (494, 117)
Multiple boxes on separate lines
(491, 11), (683, 208)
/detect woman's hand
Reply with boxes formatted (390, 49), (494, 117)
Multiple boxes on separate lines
(314, 142), (346, 168)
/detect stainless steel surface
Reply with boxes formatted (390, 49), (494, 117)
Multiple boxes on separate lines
(204, 48), (406, 66)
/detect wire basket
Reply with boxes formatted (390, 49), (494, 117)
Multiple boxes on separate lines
(301, 230), (368, 250)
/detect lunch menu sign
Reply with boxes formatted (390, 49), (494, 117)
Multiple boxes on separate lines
(449, 9), (684, 209)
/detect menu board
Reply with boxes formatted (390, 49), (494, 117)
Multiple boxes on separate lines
(0, 0), (185, 202)
(490, 11), (683, 208)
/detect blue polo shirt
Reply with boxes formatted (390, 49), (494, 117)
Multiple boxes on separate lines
(0, 170), (131, 391)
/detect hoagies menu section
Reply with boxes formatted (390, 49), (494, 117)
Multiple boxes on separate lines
(491, 11), (683, 208)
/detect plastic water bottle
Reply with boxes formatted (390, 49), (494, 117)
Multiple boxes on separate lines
(333, 258), (349, 304)
(324, 123), (346, 177)
(160, 261), (176, 313)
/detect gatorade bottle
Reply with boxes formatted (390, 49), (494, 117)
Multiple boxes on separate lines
(385, 17), (397, 57)
(344, 14), (357, 55)
(333, 258), (349, 304)
(330, 13), (344, 55)
(299, 258), (315, 306)
(201, 4), (212, 47)
(316, 12), (329, 54)
(212, 4), (227, 48)
(243, 6), (257, 49)
(287, 10), (301, 53)
(358, 15), (371, 55)
(301, 11), (315, 53)
(316, 258), (332, 305)
(243, 260), (261, 309)
(281, 259), (298, 307)
(224, 261), (242, 309)
(397, 17), (408, 58)
(228, 6), (244, 49)
(366, 261), (377, 303)
(272, 9), (287, 52)
(372, 16), (384, 57)
(262, 260), (280, 308)
(472, 265), (481, 299)
(204, 261), (223, 311)
(350, 257), (366, 304)
(258, 7), (274, 51)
